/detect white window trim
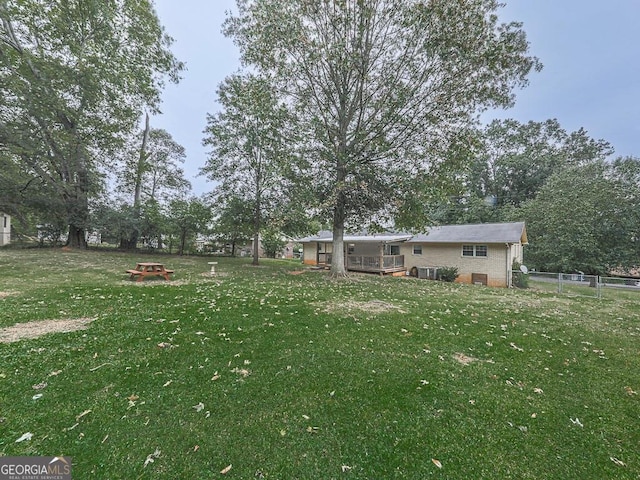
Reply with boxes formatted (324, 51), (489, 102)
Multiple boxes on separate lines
(413, 245), (423, 255)
(462, 245), (488, 258)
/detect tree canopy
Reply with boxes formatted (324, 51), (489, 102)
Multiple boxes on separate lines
(224, 0), (541, 275)
(0, 0), (183, 246)
(202, 73), (294, 265)
(520, 160), (640, 275)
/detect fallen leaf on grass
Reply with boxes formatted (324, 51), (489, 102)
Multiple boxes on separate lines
(231, 367), (251, 377)
(32, 394), (43, 400)
(509, 342), (524, 352)
(570, 418), (583, 427)
(220, 464), (232, 474)
(16, 432), (33, 443)
(162, 380), (172, 387)
(48, 370), (62, 377)
(610, 457), (626, 467)
(193, 402), (205, 412)
(341, 465), (352, 472)
(432, 459), (442, 469)
(127, 394), (139, 402)
(624, 386), (637, 396)
(533, 388), (544, 394)
(75, 409), (92, 421)
(32, 382), (47, 390)
(143, 448), (161, 467)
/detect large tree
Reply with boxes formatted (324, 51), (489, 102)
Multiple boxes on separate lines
(211, 195), (253, 257)
(434, 119), (613, 225)
(224, 0), (541, 276)
(520, 161), (640, 275)
(167, 197), (212, 256)
(202, 73), (293, 265)
(473, 119), (612, 208)
(115, 117), (190, 249)
(0, 0), (182, 247)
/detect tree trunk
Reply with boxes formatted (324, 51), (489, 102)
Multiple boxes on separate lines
(252, 180), (262, 265)
(119, 238), (136, 250)
(67, 224), (87, 248)
(124, 113), (151, 250)
(331, 162), (348, 277)
(65, 149), (90, 249)
(252, 232), (260, 266)
(179, 230), (186, 255)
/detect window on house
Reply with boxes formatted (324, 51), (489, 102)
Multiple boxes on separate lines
(2, 216), (6, 228)
(413, 245), (422, 255)
(347, 244), (355, 254)
(383, 244), (400, 255)
(462, 245), (488, 257)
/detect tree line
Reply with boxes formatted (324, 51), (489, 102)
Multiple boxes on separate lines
(2, 0), (639, 275)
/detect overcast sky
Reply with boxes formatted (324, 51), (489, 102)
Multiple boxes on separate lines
(151, 0), (640, 196)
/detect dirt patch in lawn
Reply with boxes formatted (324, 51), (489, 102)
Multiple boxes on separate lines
(318, 299), (403, 315)
(0, 317), (95, 343)
(0, 291), (18, 299)
(453, 352), (480, 365)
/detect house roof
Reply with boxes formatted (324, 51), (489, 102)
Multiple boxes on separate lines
(407, 222), (527, 244)
(298, 222), (527, 245)
(298, 230), (413, 244)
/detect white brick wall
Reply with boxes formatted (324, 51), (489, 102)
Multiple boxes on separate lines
(402, 242), (519, 287)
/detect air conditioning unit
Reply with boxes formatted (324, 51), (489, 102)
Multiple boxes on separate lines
(417, 266), (439, 280)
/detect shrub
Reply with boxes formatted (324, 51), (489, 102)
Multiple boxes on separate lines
(437, 266), (459, 282)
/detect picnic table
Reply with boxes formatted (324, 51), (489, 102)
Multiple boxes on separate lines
(126, 262), (174, 282)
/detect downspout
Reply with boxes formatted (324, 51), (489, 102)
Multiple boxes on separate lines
(506, 243), (511, 288)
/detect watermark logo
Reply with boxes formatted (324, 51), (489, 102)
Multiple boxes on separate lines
(0, 456), (71, 480)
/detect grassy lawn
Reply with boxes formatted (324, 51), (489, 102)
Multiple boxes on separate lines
(0, 248), (638, 479)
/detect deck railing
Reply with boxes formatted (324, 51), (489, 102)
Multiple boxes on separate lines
(318, 253), (405, 272)
(318, 253), (332, 265)
(347, 255), (404, 271)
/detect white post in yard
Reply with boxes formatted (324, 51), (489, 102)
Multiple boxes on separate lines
(208, 262), (218, 276)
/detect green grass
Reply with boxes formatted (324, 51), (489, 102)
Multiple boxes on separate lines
(0, 248), (638, 479)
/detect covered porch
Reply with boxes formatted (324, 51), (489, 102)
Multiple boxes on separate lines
(309, 233), (411, 275)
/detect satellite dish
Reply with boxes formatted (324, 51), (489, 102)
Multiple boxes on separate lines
(520, 265), (529, 274)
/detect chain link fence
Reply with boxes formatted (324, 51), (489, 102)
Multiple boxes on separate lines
(512, 271), (640, 299)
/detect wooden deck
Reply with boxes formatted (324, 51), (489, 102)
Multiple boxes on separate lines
(315, 254), (405, 275)
(347, 255), (405, 275)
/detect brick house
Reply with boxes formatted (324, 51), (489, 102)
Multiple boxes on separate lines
(299, 222), (528, 288)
